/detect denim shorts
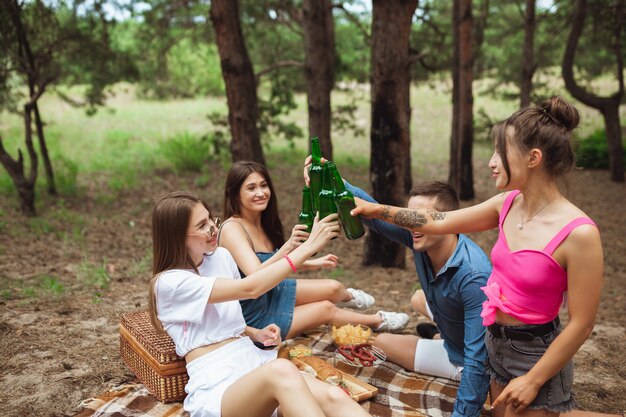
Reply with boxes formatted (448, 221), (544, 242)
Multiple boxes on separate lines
(485, 323), (576, 413)
(239, 278), (297, 340)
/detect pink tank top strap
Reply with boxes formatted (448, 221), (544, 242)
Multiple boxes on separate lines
(500, 190), (521, 225)
(543, 217), (598, 254)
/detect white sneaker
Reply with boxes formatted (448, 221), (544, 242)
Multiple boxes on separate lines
(374, 311), (409, 332)
(337, 288), (376, 310)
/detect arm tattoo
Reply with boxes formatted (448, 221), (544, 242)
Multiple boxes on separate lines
(393, 209), (427, 229)
(426, 208), (447, 221)
(381, 205), (392, 219)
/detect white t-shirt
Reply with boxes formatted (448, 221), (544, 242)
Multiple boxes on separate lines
(156, 247), (247, 357)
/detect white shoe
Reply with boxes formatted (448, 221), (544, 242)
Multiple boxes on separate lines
(374, 311), (409, 332)
(337, 288), (375, 310)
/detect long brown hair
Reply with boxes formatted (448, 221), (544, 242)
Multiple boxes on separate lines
(493, 96), (580, 186)
(148, 191), (210, 332)
(222, 161), (285, 249)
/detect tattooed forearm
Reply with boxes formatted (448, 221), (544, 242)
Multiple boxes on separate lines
(426, 208), (446, 221)
(381, 205), (392, 220)
(393, 209), (427, 229)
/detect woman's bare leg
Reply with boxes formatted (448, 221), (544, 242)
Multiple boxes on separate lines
(295, 279), (350, 305)
(286, 301), (382, 339)
(221, 359), (325, 417)
(301, 373), (371, 417)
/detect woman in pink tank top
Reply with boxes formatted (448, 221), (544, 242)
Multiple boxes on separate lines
(353, 96), (604, 417)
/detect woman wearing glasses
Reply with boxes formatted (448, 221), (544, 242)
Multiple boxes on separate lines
(148, 191), (372, 417)
(218, 161), (409, 341)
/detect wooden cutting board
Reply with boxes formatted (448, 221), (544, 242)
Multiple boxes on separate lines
(290, 357), (378, 402)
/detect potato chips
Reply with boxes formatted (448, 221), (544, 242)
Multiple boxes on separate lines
(331, 324), (372, 345)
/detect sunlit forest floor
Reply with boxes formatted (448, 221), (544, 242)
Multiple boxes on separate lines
(0, 83), (624, 416)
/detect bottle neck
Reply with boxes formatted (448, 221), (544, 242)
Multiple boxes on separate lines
(330, 167), (346, 193)
(301, 188), (312, 211)
(321, 164), (333, 190)
(311, 138), (322, 164)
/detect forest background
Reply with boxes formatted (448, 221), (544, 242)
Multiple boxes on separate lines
(0, 1), (625, 416)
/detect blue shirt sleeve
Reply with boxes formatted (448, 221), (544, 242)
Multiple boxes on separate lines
(452, 272), (490, 417)
(345, 180), (414, 249)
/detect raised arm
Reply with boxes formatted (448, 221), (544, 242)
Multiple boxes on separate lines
(351, 193), (505, 235)
(344, 180), (414, 249)
(210, 214), (340, 303)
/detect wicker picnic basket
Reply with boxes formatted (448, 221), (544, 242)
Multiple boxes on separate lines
(119, 310), (188, 402)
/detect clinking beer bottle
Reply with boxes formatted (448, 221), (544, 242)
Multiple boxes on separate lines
(298, 186), (314, 234)
(308, 137), (323, 213)
(317, 161), (337, 221)
(329, 162), (365, 240)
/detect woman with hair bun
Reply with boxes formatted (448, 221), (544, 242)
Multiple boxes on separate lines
(352, 96), (604, 417)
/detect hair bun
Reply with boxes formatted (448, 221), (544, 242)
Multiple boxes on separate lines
(541, 96), (580, 130)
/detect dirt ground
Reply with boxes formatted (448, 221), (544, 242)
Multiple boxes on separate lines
(0, 160), (624, 417)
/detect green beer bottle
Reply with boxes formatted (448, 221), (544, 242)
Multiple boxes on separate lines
(308, 137), (323, 212)
(298, 186), (314, 234)
(317, 162), (337, 221)
(328, 162), (365, 240)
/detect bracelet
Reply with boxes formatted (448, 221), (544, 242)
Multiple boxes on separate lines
(283, 255), (297, 273)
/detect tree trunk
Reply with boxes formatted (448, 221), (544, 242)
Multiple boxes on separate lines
(602, 105), (624, 183)
(364, 0), (418, 268)
(0, 105), (38, 216)
(562, 0), (624, 182)
(520, 0), (536, 108)
(404, 77), (413, 194)
(210, 0), (265, 165)
(302, 0), (335, 160)
(449, 0), (475, 200)
(33, 102), (56, 195)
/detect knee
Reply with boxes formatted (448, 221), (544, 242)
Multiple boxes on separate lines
(372, 333), (392, 350)
(410, 290), (426, 313)
(319, 300), (339, 319)
(265, 359), (302, 386)
(322, 384), (353, 408)
(324, 279), (345, 298)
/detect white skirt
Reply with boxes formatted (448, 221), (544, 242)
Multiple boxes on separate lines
(184, 337), (278, 417)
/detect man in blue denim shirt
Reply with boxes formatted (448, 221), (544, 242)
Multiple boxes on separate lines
(346, 180), (491, 417)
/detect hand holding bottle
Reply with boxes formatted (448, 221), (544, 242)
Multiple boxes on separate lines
(284, 224), (310, 251)
(302, 212), (340, 254)
(350, 197), (378, 219)
(303, 155), (328, 186)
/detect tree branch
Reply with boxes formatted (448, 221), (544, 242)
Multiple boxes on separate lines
(562, 0), (618, 109)
(255, 60), (304, 83)
(333, 3), (371, 43)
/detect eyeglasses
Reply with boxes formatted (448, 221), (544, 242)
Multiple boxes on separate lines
(188, 217), (221, 238)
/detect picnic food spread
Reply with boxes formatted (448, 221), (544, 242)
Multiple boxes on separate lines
(331, 324), (372, 345)
(296, 356), (343, 384)
(279, 343), (378, 401)
(288, 344), (312, 359)
(337, 343), (377, 366)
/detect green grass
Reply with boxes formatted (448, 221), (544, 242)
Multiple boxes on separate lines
(0, 274), (66, 301)
(0, 79), (613, 203)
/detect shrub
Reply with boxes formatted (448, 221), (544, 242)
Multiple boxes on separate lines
(157, 132), (211, 173)
(575, 129), (626, 169)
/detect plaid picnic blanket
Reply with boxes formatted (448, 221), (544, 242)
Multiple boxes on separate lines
(75, 327), (490, 417)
